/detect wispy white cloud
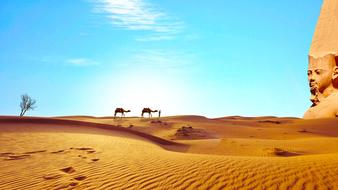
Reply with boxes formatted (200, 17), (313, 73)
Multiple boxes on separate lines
(14, 54), (99, 67)
(126, 49), (197, 70)
(135, 32), (177, 42)
(66, 58), (98, 66)
(91, 0), (184, 41)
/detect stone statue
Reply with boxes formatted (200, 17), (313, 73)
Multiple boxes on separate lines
(303, 0), (338, 119)
(303, 54), (338, 119)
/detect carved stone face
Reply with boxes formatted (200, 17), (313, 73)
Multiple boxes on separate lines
(308, 55), (336, 94)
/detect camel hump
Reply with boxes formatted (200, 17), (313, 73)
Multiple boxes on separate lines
(115, 108), (124, 112)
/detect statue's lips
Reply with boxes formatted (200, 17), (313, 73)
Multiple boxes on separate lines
(309, 82), (317, 88)
(309, 82), (318, 95)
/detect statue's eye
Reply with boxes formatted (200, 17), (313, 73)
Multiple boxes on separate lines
(315, 70), (321, 75)
(307, 71), (312, 76)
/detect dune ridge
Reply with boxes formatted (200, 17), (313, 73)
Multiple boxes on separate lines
(0, 116), (184, 148)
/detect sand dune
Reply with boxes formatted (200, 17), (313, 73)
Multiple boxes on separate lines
(0, 116), (337, 189)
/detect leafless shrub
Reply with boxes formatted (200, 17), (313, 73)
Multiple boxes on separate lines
(19, 94), (36, 116)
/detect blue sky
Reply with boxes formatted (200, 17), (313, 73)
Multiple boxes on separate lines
(0, 0), (322, 117)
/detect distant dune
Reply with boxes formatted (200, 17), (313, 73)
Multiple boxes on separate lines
(0, 115), (337, 189)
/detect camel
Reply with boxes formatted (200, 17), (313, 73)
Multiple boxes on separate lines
(141, 108), (158, 118)
(114, 108), (130, 118)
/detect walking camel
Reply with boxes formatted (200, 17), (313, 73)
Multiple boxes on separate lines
(141, 108), (158, 118)
(114, 108), (130, 118)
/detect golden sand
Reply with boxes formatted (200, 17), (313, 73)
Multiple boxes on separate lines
(0, 116), (337, 189)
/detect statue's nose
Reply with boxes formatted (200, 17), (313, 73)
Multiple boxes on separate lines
(308, 74), (315, 82)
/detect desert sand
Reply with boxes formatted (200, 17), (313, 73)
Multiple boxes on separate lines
(0, 115), (337, 190)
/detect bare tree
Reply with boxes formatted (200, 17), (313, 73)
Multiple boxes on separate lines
(19, 94), (36, 116)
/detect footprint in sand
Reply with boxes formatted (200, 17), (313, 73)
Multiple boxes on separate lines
(74, 175), (87, 181)
(72, 147), (100, 162)
(51, 150), (67, 154)
(53, 167), (87, 188)
(270, 148), (301, 157)
(68, 182), (78, 187)
(45, 146), (99, 184)
(4, 154), (31, 161)
(41, 150), (92, 187)
(55, 181), (78, 190)
(43, 173), (64, 180)
(78, 155), (87, 159)
(74, 147), (94, 151)
(44, 168), (86, 179)
(1, 150), (47, 161)
(73, 147), (96, 155)
(74, 147), (97, 154)
(0, 152), (14, 157)
(23, 150), (47, 154)
(59, 166), (76, 174)
(86, 150), (96, 154)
